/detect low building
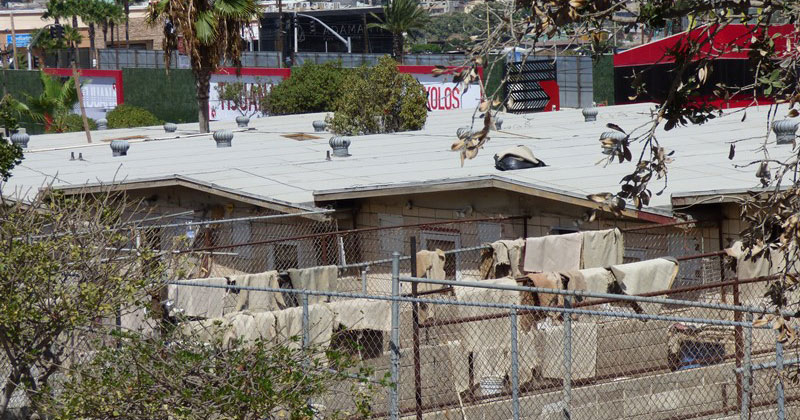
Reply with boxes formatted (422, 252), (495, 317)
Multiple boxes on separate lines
(3, 103), (786, 270)
(0, 4), (165, 53)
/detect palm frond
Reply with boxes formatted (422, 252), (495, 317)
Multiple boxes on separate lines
(214, 0), (259, 19)
(370, 0), (428, 34)
(194, 10), (218, 45)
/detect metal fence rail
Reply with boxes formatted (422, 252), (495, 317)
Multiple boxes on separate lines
(90, 49), (467, 70)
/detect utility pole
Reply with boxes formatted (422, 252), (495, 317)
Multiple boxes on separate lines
(292, 12), (297, 63)
(10, 11), (18, 70)
(277, 0), (284, 67)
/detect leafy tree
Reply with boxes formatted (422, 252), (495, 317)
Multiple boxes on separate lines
(40, 329), (383, 419)
(420, 6), (503, 52)
(261, 61), (349, 115)
(0, 94), (30, 183)
(327, 56), (427, 135)
(106, 104), (162, 128)
(0, 190), (175, 416)
(147, 0), (261, 133)
(24, 71), (77, 132)
(369, 0), (429, 63)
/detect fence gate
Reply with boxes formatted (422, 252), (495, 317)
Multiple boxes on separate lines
(505, 59), (559, 113)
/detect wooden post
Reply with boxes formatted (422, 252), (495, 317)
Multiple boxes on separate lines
(72, 57), (92, 143)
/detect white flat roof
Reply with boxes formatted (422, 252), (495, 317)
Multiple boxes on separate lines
(3, 102), (791, 215)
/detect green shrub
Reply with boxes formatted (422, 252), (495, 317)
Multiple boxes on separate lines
(48, 113), (98, 133)
(326, 56), (427, 136)
(261, 61), (349, 115)
(106, 104), (162, 129)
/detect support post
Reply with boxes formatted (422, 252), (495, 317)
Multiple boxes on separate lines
(777, 336), (785, 420)
(72, 56), (92, 144)
(361, 266), (369, 294)
(740, 312), (752, 420)
(562, 296), (572, 418)
(727, 223), (743, 413)
(390, 252), (401, 420)
(522, 216), (528, 239)
(302, 292), (309, 349)
(510, 308), (520, 420)
(410, 237), (422, 420)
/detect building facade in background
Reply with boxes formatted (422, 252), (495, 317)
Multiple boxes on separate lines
(259, 7), (393, 55)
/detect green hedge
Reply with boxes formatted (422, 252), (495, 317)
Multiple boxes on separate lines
(0, 70), (46, 134)
(107, 104), (162, 128)
(121, 68), (198, 124)
(593, 55), (615, 106)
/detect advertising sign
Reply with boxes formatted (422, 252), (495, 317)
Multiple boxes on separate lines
(209, 68), (290, 121)
(399, 66), (483, 111)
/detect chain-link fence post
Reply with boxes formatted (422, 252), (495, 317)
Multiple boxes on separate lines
(741, 312), (752, 420)
(510, 308), (520, 420)
(563, 296), (572, 419)
(361, 266), (369, 294)
(776, 332), (785, 420)
(410, 237), (423, 420)
(390, 251), (401, 420)
(301, 293), (309, 349)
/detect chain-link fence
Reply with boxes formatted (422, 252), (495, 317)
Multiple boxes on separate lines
(4, 215), (798, 418)
(161, 257), (796, 420)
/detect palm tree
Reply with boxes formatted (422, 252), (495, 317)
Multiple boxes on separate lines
(100, 2), (124, 45)
(80, 0), (123, 63)
(369, 0), (428, 63)
(147, 0), (261, 133)
(123, 0), (130, 42)
(24, 71), (78, 132)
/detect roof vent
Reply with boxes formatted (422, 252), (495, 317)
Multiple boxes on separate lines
(494, 118), (504, 130)
(110, 139), (129, 157)
(236, 115), (250, 128)
(456, 127), (472, 137)
(97, 118), (108, 130)
(599, 131), (627, 155)
(164, 122), (177, 133)
(313, 120), (327, 132)
(582, 107), (598, 122)
(494, 145), (545, 171)
(10, 131), (29, 149)
(772, 119), (798, 145)
(329, 136), (351, 157)
(213, 130), (234, 148)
